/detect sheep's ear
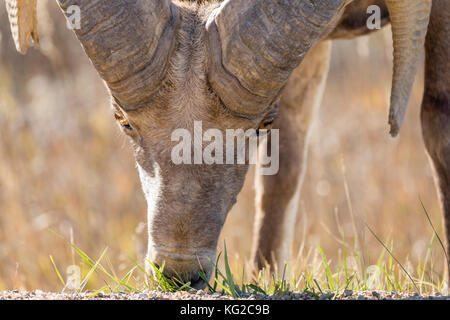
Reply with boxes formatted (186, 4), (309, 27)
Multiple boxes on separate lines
(5, 0), (39, 54)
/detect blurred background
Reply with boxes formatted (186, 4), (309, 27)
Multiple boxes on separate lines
(0, 1), (446, 291)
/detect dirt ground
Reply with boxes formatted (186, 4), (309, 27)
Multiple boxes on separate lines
(0, 290), (449, 300)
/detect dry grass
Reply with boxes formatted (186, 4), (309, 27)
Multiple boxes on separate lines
(0, 2), (447, 294)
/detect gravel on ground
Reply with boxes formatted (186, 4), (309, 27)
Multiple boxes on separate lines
(0, 290), (449, 300)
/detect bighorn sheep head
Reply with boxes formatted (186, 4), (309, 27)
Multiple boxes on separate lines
(6, 0), (432, 288)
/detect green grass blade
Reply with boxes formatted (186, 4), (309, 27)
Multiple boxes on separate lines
(223, 241), (239, 297)
(215, 278), (232, 296)
(87, 286), (109, 299)
(79, 247), (108, 292)
(365, 222), (419, 293)
(420, 198), (450, 271)
(49, 255), (66, 288)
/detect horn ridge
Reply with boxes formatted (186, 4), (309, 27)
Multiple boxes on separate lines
(57, 0), (179, 107)
(207, 0), (347, 116)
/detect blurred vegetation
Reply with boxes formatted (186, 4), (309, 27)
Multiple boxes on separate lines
(0, 1), (446, 292)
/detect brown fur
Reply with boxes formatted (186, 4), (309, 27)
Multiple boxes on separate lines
(420, 0), (450, 279)
(329, 0), (390, 39)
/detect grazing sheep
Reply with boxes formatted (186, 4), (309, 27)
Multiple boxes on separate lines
(7, 0), (448, 288)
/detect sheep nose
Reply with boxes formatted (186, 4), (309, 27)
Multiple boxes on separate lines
(160, 263), (210, 290)
(182, 273), (207, 290)
(147, 252), (213, 290)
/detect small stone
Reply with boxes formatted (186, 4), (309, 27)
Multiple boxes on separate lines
(188, 289), (197, 294)
(435, 292), (441, 296)
(319, 293), (332, 300)
(371, 291), (379, 297)
(138, 293), (147, 299)
(357, 295), (366, 300)
(344, 290), (353, 297)
(292, 293), (303, 299)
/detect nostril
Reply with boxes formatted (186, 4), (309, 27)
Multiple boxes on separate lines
(153, 263), (161, 270)
(189, 275), (207, 290)
(190, 273), (200, 283)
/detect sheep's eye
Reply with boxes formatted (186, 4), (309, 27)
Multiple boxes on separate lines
(114, 111), (132, 130)
(259, 120), (274, 130)
(257, 120), (274, 136)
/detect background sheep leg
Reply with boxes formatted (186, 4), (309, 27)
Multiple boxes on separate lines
(420, 0), (450, 282)
(251, 41), (332, 272)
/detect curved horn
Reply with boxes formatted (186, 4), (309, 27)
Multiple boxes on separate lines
(5, 0), (39, 54)
(57, 0), (179, 109)
(386, 0), (432, 137)
(206, 0), (347, 117)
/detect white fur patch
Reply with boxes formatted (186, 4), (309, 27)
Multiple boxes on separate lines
(137, 162), (162, 258)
